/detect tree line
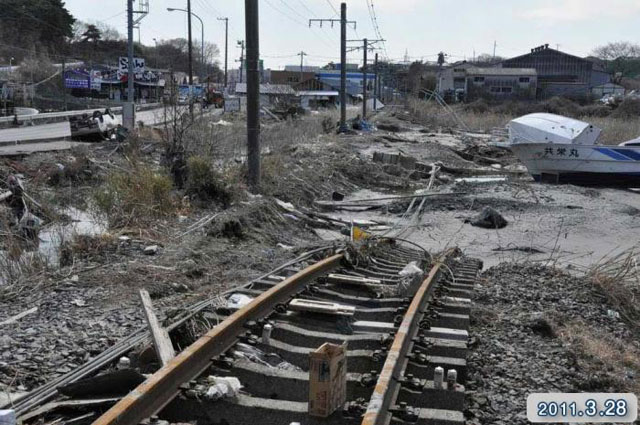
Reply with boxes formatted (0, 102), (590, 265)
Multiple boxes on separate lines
(0, 0), (222, 81)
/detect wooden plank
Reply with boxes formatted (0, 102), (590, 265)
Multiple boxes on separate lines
(0, 121), (71, 143)
(0, 307), (38, 326)
(139, 290), (175, 366)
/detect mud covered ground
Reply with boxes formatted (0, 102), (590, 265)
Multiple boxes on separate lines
(1, 108), (639, 425)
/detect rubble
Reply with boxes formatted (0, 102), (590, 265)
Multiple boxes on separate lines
(468, 207), (508, 229)
(466, 263), (638, 425)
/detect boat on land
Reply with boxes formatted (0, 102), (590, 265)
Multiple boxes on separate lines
(507, 113), (640, 186)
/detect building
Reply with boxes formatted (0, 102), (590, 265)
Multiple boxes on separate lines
(298, 90), (339, 109)
(500, 44), (611, 99)
(316, 70), (376, 97)
(234, 83), (296, 106)
(592, 82), (625, 98)
(270, 70), (317, 86)
(437, 63), (537, 101)
(437, 61), (475, 94)
(465, 67), (537, 100)
(284, 65), (319, 73)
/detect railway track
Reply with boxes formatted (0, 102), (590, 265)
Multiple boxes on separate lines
(13, 240), (481, 425)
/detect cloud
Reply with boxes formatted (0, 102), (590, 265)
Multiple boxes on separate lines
(520, 0), (640, 23)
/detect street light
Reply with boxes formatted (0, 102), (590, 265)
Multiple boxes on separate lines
(9, 57), (14, 74)
(167, 7), (205, 80)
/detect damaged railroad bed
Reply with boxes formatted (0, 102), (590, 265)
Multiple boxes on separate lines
(10, 241), (481, 425)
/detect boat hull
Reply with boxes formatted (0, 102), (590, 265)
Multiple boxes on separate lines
(509, 143), (640, 187)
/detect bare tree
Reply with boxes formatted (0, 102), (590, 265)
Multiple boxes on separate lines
(592, 41), (640, 82)
(91, 21), (123, 41)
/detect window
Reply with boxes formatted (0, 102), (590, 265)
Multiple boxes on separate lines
(474, 76), (485, 83)
(501, 87), (512, 93)
(490, 87), (501, 93)
(519, 77), (530, 83)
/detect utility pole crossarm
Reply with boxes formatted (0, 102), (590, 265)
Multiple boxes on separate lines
(310, 3), (356, 133)
(308, 18), (356, 28)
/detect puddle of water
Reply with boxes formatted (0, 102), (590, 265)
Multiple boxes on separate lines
(1, 207), (108, 285)
(38, 207), (108, 264)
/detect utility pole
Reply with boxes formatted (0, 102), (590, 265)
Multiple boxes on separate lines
(187, 0), (193, 85)
(373, 52), (378, 112)
(309, 3), (356, 133)
(124, 0), (135, 129)
(297, 51), (307, 85)
(492, 40), (497, 62)
(362, 38), (368, 120)
(237, 40), (245, 83)
(347, 38), (384, 121)
(245, 0), (260, 190)
(340, 3), (347, 131)
(218, 17), (229, 87)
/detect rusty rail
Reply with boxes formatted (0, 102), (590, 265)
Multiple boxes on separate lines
(361, 251), (452, 425)
(92, 253), (344, 425)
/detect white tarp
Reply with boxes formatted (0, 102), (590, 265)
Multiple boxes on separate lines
(508, 113), (601, 145)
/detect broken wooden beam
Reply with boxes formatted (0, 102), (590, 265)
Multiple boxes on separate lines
(139, 290), (175, 366)
(0, 307), (38, 326)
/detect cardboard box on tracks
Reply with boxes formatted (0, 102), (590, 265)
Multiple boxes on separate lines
(308, 342), (347, 417)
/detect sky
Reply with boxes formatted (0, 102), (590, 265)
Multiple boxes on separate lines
(62, 0), (640, 69)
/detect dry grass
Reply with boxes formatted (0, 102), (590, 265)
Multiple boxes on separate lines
(93, 164), (177, 229)
(588, 248), (640, 327)
(587, 117), (640, 144)
(559, 322), (640, 393)
(58, 233), (116, 266)
(408, 97), (640, 144)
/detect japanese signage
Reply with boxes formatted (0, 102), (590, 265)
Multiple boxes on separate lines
(118, 57), (145, 79)
(542, 146), (580, 158)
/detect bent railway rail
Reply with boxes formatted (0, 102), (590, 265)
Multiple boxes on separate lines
(14, 240), (481, 425)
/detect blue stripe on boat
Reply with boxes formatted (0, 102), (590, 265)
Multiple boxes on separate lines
(612, 148), (640, 161)
(594, 147), (630, 161)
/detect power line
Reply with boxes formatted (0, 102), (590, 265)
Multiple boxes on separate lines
(263, 0), (334, 49)
(365, 0), (389, 60)
(296, 0), (317, 17)
(324, 0), (339, 16)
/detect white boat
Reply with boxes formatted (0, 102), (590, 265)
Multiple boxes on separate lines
(507, 113), (640, 186)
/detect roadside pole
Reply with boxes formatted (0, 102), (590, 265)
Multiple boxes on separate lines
(362, 38), (367, 120)
(124, 0), (135, 130)
(218, 17), (229, 88)
(373, 52), (378, 112)
(245, 0), (260, 190)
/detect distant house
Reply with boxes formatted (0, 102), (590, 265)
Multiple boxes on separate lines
(270, 70), (317, 86)
(234, 83), (296, 106)
(298, 90), (339, 109)
(592, 82), (625, 98)
(500, 44), (611, 99)
(465, 67), (537, 100)
(437, 61), (476, 95)
(437, 64), (537, 101)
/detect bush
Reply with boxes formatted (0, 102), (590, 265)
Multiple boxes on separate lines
(48, 154), (96, 186)
(611, 98), (640, 119)
(94, 165), (175, 228)
(185, 156), (232, 207)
